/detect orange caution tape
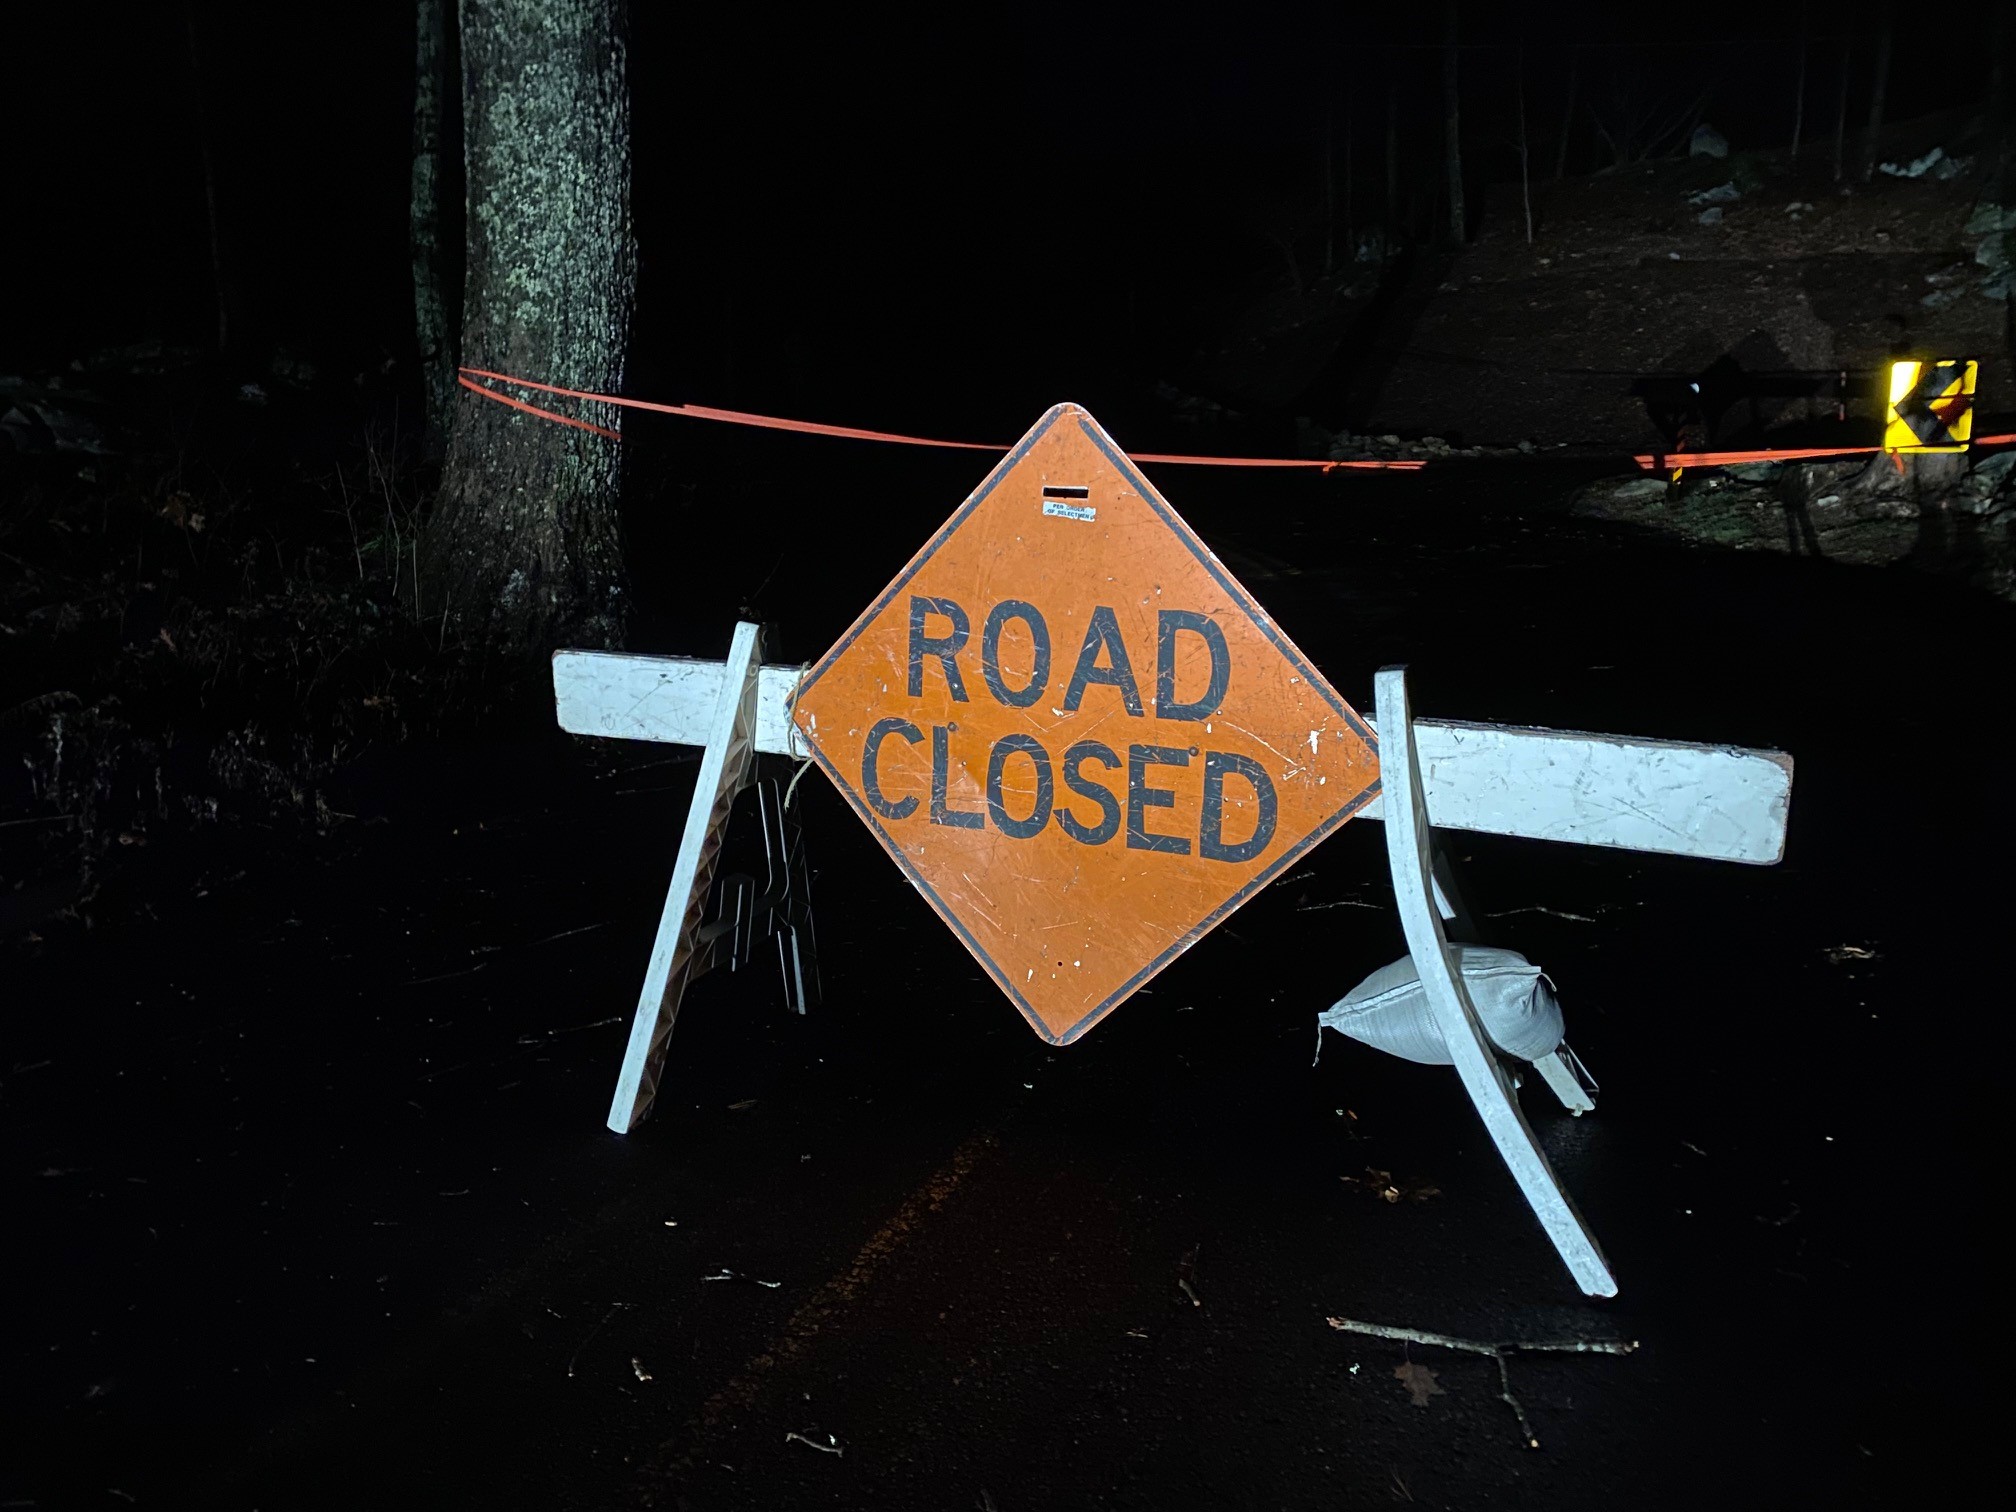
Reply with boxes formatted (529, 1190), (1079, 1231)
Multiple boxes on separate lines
(457, 367), (1426, 471)
(1635, 432), (2016, 472)
(1633, 443), (1879, 469)
(1123, 450), (1420, 469)
(456, 376), (619, 440)
(461, 367), (2006, 476)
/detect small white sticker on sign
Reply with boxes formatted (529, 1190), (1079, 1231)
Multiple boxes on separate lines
(1042, 500), (1097, 522)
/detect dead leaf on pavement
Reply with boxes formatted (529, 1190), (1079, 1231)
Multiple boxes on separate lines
(1341, 1167), (1442, 1204)
(1394, 1361), (1445, 1407)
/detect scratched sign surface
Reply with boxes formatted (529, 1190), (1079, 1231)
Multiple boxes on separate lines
(790, 403), (1381, 1043)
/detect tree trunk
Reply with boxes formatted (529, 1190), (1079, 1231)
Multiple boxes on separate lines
(1385, 80), (1399, 232)
(1342, 113), (1354, 264)
(1442, 2), (1465, 245)
(1517, 49), (1532, 243)
(423, 0), (636, 663)
(1992, 2), (2011, 118)
(183, 12), (231, 355)
(411, 0), (456, 461)
(1554, 54), (1577, 180)
(1861, 23), (1891, 181)
(1790, 15), (1807, 158)
(1991, 3), (2012, 213)
(1323, 100), (1335, 276)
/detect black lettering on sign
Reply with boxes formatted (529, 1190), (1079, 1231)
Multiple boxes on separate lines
(986, 733), (1054, 839)
(981, 600), (1051, 709)
(861, 717), (922, 820)
(1056, 740), (1121, 846)
(908, 596), (970, 701)
(1199, 750), (1277, 863)
(929, 723), (984, 829)
(870, 601), (1274, 860)
(1061, 605), (1143, 716)
(1155, 610), (1230, 722)
(1126, 744), (1191, 854)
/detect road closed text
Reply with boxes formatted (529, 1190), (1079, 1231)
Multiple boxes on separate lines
(856, 595), (1278, 862)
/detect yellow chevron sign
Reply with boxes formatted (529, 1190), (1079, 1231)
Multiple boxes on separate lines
(1885, 359), (1977, 453)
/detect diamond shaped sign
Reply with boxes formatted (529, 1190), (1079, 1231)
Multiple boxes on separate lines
(790, 404), (1380, 1043)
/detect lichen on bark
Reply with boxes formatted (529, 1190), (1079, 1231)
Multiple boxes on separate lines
(410, 0), (455, 460)
(422, 0), (635, 665)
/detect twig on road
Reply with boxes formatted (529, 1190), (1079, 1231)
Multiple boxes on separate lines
(785, 1430), (843, 1456)
(566, 1302), (633, 1379)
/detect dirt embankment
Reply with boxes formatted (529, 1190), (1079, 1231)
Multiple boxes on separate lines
(1354, 110), (2015, 450)
(1308, 110), (2016, 603)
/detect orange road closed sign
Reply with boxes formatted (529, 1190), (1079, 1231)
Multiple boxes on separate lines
(790, 403), (1381, 1043)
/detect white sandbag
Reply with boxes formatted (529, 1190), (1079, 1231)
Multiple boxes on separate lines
(1320, 946), (1564, 1066)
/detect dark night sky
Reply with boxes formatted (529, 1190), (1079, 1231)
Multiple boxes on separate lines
(6, 3), (1989, 428)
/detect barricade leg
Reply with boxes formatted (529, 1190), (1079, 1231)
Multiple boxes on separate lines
(606, 622), (763, 1134)
(1532, 1044), (1599, 1115)
(1374, 665), (1618, 1297)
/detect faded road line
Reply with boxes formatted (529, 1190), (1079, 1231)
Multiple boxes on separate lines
(691, 1129), (1000, 1437)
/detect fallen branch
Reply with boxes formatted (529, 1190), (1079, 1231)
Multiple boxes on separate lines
(521, 920), (618, 950)
(704, 1268), (782, 1289)
(1327, 1315), (1636, 1357)
(1326, 1315), (1637, 1449)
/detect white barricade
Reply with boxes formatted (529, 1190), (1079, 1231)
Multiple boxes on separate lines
(555, 639), (1793, 1297)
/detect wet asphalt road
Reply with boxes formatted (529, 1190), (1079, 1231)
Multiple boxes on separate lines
(6, 451), (2006, 1510)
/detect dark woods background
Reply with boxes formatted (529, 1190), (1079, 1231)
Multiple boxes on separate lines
(9, 3), (1995, 436)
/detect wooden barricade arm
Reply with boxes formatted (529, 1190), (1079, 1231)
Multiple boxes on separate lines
(1375, 665), (1619, 1298)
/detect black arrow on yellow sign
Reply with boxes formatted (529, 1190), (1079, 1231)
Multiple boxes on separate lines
(1885, 358), (1977, 452)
